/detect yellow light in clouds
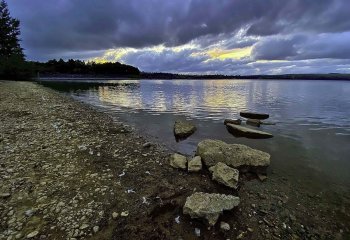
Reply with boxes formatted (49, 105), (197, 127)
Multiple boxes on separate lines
(90, 48), (134, 63)
(208, 46), (252, 60)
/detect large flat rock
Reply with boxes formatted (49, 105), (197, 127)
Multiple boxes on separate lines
(196, 139), (270, 173)
(183, 192), (240, 226)
(226, 123), (273, 139)
(240, 111), (269, 120)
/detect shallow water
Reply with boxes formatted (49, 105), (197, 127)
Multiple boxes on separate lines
(39, 79), (350, 192)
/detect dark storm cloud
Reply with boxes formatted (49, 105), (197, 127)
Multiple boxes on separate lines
(7, 0), (350, 60)
(252, 32), (350, 61)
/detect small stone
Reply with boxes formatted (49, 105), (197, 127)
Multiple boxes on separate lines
(93, 226), (99, 233)
(188, 156), (202, 172)
(112, 212), (119, 219)
(143, 142), (152, 148)
(26, 231), (39, 238)
(121, 211), (129, 217)
(0, 193), (11, 199)
(257, 173), (267, 181)
(220, 222), (231, 231)
(247, 228), (254, 233)
(79, 224), (89, 230)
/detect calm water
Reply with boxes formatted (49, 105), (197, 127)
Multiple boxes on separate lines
(39, 79), (350, 192)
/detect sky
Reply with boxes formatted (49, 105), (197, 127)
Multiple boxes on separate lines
(7, 0), (350, 75)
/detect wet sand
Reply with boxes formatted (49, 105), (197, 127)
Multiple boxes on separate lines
(0, 81), (349, 240)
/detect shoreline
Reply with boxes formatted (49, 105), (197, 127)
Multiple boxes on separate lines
(1, 81), (349, 239)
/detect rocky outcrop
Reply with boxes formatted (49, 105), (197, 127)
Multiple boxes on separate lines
(173, 120), (196, 140)
(209, 162), (239, 189)
(169, 153), (187, 170)
(226, 123), (273, 139)
(183, 192), (240, 225)
(240, 112), (269, 120)
(224, 119), (242, 125)
(196, 139), (270, 173)
(188, 156), (202, 172)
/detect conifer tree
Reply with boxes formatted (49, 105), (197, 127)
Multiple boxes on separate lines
(0, 0), (24, 58)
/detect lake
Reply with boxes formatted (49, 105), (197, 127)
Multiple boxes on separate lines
(39, 79), (350, 194)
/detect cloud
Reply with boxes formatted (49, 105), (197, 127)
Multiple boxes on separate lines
(252, 32), (350, 61)
(6, 0), (350, 74)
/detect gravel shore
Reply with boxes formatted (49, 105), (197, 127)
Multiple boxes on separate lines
(0, 81), (349, 240)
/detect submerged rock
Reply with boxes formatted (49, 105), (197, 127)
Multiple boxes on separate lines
(188, 156), (202, 172)
(224, 119), (242, 125)
(209, 162), (239, 189)
(246, 119), (261, 127)
(196, 139), (270, 173)
(183, 192), (240, 226)
(174, 120), (196, 140)
(240, 111), (269, 120)
(226, 123), (273, 139)
(169, 153), (187, 170)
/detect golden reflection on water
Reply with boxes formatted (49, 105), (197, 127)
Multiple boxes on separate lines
(96, 80), (250, 118)
(98, 85), (143, 109)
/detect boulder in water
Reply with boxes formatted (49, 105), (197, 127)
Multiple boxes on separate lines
(174, 120), (197, 141)
(183, 192), (240, 225)
(246, 118), (261, 127)
(226, 123), (273, 139)
(224, 119), (242, 125)
(240, 112), (269, 120)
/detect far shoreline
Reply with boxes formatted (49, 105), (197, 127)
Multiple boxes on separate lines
(35, 72), (350, 81)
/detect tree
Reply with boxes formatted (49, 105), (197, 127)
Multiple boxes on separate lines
(0, 0), (24, 58)
(0, 0), (33, 79)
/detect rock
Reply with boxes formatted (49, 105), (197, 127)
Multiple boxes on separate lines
(183, 192), (240, 226)
(174, 120), (196, 140)
(226, 123), (273, 139)
(209, 162), (239, 189)
(257, 173), (267, 181)
(79, 224), (89, 230)
(26, 231), (39, 238)
(93, 226), (99, 233)
(196, 139), (270, 173)
(142, 142), (152, 148)
(220, 221), (231, 231)
(112, 212), (119, 219)
(0, 193), (11, 199)
(240, 112), (269, 120)
(224, 119), (241, 125)
(246, 119), (261, 127)
(121, 211), (129, 217)
(188, 156), (202, 172)
(169, 153), (187, 170)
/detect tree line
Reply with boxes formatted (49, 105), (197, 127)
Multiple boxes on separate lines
(34, 59), (140, 77)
